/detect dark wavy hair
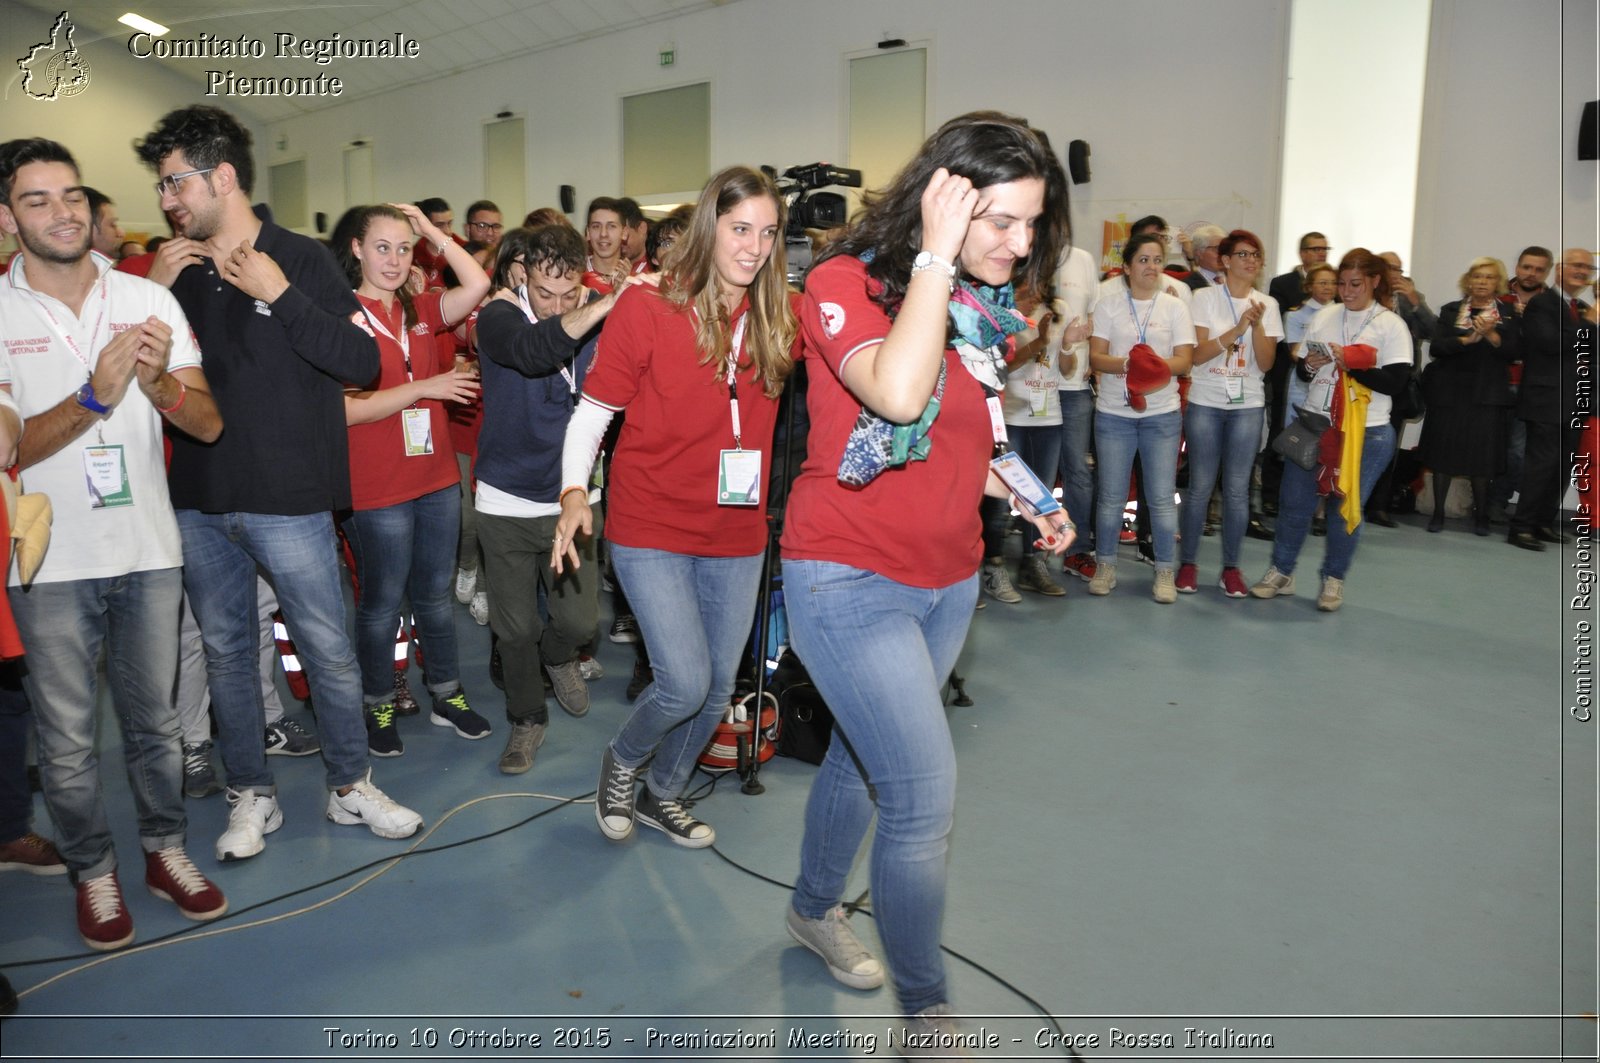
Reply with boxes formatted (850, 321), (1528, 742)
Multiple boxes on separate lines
(1118, 231), (1166, 288)
(819, 111), (1069, 314)
(336, 205), (419, 329)
(135, 106), (255, 194)
(490, 223), (585, 293)
(0, 138), (77, 203)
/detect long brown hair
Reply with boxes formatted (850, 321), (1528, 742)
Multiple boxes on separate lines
(1337, 248), (1393, 309)
(338, 204), (419, 329)
(662, 166), (796, 398)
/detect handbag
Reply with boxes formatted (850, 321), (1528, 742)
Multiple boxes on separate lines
(1271, 407), (1332, 471)
(770, 649), (834, 765)
(1391, 368), (1425, 421)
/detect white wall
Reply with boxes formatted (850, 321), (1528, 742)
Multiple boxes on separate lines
(1412, 0), (1595, 306)
(0, 2), (269, 242)
(249, 0), (1290, 251)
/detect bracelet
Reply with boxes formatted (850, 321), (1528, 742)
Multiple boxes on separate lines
(155, 379), (187, 415)
(558, 485), (587, 504)
(910, 251), (957, 291)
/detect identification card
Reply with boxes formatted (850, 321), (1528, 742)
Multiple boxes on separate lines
(402, 407), (434, 456)
(1225, 372), (1246, 403)
(990, 450), (1062, 520)
(83, 444), (133, 509)
(718, 448), (762, 506)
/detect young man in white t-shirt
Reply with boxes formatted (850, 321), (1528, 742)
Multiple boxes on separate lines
(0, 137), (226, 952)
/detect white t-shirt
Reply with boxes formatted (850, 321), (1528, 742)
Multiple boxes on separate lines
(0, 253), (201, 586)
(1000, 349), (1062, 425)
(1049, 246), (1100, 392)
(1091, 286), (1196, 418)
(1283, 298), (1329, 345)
(1187, 285), (1284, 409)
(1299, 303), (1411, 428)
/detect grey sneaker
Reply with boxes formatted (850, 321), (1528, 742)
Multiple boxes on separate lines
(786, 905), (885, 989)
(980, 561), (1021, 604)
(546, 659), (590, 717)
(898, 1003), (974, 1060)
(1152, 568), (1177, 604)
(1016, 554), (1066, 596)
(635, 786), (714, 848)
(497, 720), (546, 775)
(182, 741), (222, 798)
(596, 745), (639, 841)
(1250, 565), (1296, 599)
(263, 718), (320, 757)
(1087, 562), (1117, 596)
(1317, 575), (1344, 612)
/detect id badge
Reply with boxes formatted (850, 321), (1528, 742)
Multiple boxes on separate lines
(990, 451), (1062, 520)
(83, 444), (133, 509)
(402, 407), (434, 456)
(718, 448), (762, 506)
(1028, 380), (1050, 417)
(1225, 373), (1246, 404)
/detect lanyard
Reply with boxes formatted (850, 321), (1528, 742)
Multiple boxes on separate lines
(358, 300), (415, 382)
(516, 286), (577, 394)
(1221, 289), (1251, 368)
(1342, 306), (1379, 347)
(724, 315), (749, 449)
(16, 273), (109, 380)
(1124, 287), (1158, 346)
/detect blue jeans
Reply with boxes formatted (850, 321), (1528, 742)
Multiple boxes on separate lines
(1057, 389), (1096, 552)
(608, 545), (763, 799)
(1182, 403), (1264, 568)
(7, 569), (186, 880)
(1094, 409), (1181, 568)
(985, 423), (1063, 557)
(177, 510), (368, 791)
(342, 485), (463, 705)
(783, 559), (977, 1016)
(1272, 423), (1397, 580)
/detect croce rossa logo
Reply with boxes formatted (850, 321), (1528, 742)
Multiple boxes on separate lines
(18, 11), (92, 101)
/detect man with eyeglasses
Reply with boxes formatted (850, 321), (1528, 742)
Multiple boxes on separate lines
(1508, 246), (1597, 551)
(1269, 232), (1332, 316)
(463, 200), (503, 264)
(1184, 224), (1228, 289)
(134, 105), (423, 861)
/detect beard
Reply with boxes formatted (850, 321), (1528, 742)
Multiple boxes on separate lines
(18, 221), (90, 266)
(1515, 275), (1544, 293)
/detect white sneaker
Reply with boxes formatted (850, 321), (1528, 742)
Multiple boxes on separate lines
(786, 905), (885, 989)
(454, 566), (477, 604)
(1250, 565), (1296, 599)
(216, 788), (282, 862)
(469, 589), (489, 626)
(1317, 575), (1344, 612)
(327, 771), (423, 839)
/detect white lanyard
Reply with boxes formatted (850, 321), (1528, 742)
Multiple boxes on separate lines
(1342, 306), (1379, 347)
(724, 315), (749, 449)
(1124, 287), (1158, 346)
(16, 273), (109, 380)
(516, 286), (577, 394)
(358, 300), (414, 382)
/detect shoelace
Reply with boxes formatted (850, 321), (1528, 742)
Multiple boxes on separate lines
(10, 833), (52, 859)
(604, 762), (638, 808)
(151, 848), (207, 892)
(80, 874), (123, 921)
(370, 705), (397, 729)
(227, 789), (264, 825)
(440, 692), (472, 715)
(344, 780), (400, 814)
(651, 797), (699, 830)
(183, 744), (211, 772)
(277, 719), (312, 739)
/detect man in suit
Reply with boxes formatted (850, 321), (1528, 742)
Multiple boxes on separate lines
(1185, 224), (1226, 289)
(1508, 246), (1596, 550)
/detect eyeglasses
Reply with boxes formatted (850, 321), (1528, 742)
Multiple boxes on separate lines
(1230, 250), (1263, 260)
(1303, 245), (1331, 254)
(469, 221), (503, 233)
(154, 168), (216, 197)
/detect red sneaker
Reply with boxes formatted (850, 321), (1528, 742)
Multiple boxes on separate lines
(145, 847), (228, 921)
(76, 871), (134, 951)
(1062, 553), (1097, 582)
(1219, 568), (1250, 599)
(0, 831), (67, 875)
(1174, 563), (1199, 594)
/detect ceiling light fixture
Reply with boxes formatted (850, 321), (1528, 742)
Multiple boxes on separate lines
(118, 12), (170, 36)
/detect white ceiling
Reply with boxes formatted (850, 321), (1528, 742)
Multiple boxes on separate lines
(18, 0), (739, 123)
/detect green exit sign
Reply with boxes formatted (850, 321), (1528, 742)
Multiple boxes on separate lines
(659, 48), (674, 66)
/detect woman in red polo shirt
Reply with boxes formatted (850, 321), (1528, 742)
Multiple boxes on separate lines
(553, 167), (795, 849)
(339, 203), (490, 757)
(778, 113), (1073, 1033)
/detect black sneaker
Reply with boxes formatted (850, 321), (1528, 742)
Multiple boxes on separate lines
(392, 671), (420, 717)
(364, 702), (404, 757)
(263, 718), (320, 757)
(430, 690), (491, 740)
(635, 786), (714, 848)
(608, 614), (640, 643)
(595, 746), (639, 841)
(182, 741), (222, 799)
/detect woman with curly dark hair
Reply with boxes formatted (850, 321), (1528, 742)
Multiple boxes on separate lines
(779, 112), (1073, 1043)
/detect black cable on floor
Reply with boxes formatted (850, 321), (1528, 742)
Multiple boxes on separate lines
(5, 790), (593, 969)
(706, 842), (1084, 1061)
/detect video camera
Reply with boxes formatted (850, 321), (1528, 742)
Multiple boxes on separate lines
(765, 162), (863, 286)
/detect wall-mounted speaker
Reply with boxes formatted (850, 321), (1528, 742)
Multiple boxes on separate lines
(560, 185), (576, 214)
(1579, 101), (1598, 161)
(1067, 140), (1091, 185)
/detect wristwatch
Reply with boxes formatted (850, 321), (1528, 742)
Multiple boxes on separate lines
(911, 251), (957, 279)
(75, 382), (111, 416)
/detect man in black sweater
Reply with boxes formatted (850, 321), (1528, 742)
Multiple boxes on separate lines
(136, 106), (422, 860)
